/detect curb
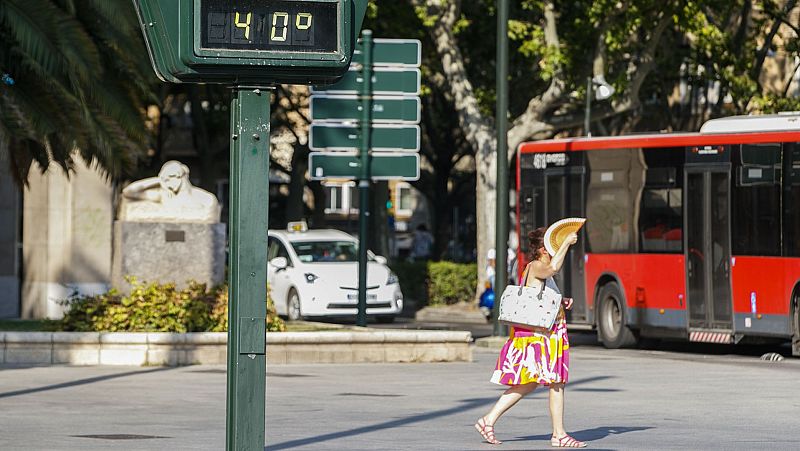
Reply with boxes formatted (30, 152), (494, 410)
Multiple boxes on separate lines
(0, 330), (472, 366)
(474, 336), (508, 348)
(415, 306), (489, 324)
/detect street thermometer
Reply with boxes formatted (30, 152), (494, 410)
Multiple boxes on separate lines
(134, 0), (365, 84)
(132, 1), (368, 450)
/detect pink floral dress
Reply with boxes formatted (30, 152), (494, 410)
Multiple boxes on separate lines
(490, 307), (570, 386)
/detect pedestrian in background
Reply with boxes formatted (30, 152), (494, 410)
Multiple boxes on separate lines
(485, 248), (497, 290)
(479, 249), (498, 318)
(474, 226), (586, 448)
(409, 224), (433, 260)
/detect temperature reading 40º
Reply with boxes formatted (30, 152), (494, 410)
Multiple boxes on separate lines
(201, 0), (338, 52)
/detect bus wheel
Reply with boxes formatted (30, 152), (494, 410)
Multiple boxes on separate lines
(597, 282), (637, 349)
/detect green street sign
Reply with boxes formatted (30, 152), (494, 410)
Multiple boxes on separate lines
(311, 68), (420, 95)
(310, 124), (420, 151)
(309, 152), (420, 180)
(132, 0), (369, 84)
(310, 95), (420, 123)
(352, 38), (421, 67)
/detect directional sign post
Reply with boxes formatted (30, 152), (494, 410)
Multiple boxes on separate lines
(351, 39), (421, 67)
(310, 124), (420, 151)
(309, 152), (420, 180)
(310, 95), (421, 123)
(309, 33), (421, 327)
(312, 68), (421, 95)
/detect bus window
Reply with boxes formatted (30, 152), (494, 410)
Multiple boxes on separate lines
(784, 143), (800, 257)
(731, 144), (781, 256)
(639, 188), (683, 253)
(638, 152), (684, 254)
(585, 149), (645, 253)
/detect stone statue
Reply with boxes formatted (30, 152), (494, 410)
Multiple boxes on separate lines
(119, 161), (221, 223)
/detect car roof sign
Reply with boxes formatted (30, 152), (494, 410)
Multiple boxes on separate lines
(287, 221), (308, 233)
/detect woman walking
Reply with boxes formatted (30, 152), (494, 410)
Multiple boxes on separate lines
(475, 226), (586, 448)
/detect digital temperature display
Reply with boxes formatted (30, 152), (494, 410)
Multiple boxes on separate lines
(201, 0), (339, 52)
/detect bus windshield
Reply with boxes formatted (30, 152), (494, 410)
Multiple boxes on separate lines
(291, 241), (358, 263)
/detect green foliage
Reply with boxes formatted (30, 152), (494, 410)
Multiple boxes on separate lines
(427, 261), (478, 306)
(750, 93), (800, 114)
(0, 319), (59, 332)
(390, 261), (477, 307)
(401, 0), (800, 137)
(208, 285), (286, 333)
(59, 279), (285, 333)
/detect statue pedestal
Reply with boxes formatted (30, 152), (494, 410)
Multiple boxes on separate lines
(112, 221), (226, 291)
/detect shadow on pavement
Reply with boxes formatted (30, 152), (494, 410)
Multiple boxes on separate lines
(265, 375), (614, 451)
(265, 396), (498, 451)
(0, 367), (174, 399)
(508, 425), (654, 443)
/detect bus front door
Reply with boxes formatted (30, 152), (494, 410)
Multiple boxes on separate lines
(544, 170), (587, 323)
(685, 170), (733, 330)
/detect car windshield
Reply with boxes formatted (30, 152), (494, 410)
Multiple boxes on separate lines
(292, 241), (358, 263)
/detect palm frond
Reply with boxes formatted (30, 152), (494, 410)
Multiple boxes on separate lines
(0, 0), (69, 78)
(1, 0), (155, 184)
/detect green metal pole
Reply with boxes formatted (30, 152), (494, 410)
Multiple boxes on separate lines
(357, 30), (373, 327)
(227, 86), (269, 451)
(492, 0), (510, 336)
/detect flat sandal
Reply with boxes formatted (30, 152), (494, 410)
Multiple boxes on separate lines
(474, 418), (502, 445)
(551, 434), (587, 448)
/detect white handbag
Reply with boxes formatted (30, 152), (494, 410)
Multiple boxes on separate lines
(498, 265), (562, 331)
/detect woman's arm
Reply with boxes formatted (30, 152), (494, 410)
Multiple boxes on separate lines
(531, 232), (578, 279)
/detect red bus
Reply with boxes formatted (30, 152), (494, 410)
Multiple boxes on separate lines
(516, 114), (800, 356)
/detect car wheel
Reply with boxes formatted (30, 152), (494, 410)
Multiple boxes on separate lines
(597, 282), (637, 349)
(287, 289), (303, 322)
(375, 315), (395, 324)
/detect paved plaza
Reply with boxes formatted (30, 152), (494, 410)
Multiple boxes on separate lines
(0, 336), (798, 450)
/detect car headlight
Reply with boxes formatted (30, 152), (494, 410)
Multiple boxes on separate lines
(304, 273), (319, 284)
(386, 272), (398, 285)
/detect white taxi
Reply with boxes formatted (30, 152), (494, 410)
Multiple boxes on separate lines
(267, 224), (403, 323)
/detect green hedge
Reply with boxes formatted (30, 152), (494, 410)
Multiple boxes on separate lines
(59, 278), (285, 333)
(390, 261), (477, 307)
(390, 261), (428, 304)
(427, 261), (478, 306)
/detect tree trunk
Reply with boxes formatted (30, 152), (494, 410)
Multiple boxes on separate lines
(414, 0), (667, 296)
(308, 181), (326, 228)
(419, 0), (497, 294)
(475, 151), (497, 288)
(286, 144), (309, 222)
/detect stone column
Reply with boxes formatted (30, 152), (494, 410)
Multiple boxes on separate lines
(21, 160), (113, 319)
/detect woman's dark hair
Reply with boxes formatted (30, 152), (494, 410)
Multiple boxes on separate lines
(528, 227), (547, 261)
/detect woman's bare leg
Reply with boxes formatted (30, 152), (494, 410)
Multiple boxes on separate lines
(548, 383), (586, 447)
(483, 382), (538, 426)
(548, 383), (566, 437)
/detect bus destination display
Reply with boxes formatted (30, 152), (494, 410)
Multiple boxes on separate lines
(201, 0), (338, 52)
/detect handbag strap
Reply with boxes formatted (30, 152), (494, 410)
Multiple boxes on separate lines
(519, 263), (548, 299)
(517, 264), (547, 299)
(536, 277), (547, 300)
(517, 265), (530, 296)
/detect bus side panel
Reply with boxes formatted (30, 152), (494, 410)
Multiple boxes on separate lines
(586, 254), (686, 330)
(730, 256), (798, 337)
